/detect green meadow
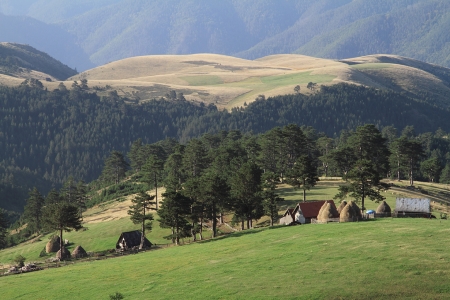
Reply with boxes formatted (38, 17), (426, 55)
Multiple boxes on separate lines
(1, 180), (448, 299)
(1, 218), (449, 299)
(225, 71), (336, 108)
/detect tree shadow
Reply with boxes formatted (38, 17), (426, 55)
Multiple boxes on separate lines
(196, 225), (290, 244)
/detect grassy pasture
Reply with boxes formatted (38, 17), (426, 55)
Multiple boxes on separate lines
(350, 63), (393, 70)
(1, 180), (440, 265)
(1, 218), (450, 299)
(224, 71), (336, 109)
(179, 75), (224, 86)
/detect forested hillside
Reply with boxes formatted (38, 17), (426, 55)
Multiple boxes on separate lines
(1, 0), (449, 68)
(0, 43), (77, 80)
(1, 81), (450, 216)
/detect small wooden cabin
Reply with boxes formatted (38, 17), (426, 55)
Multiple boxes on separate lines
(116, 230), (152, 250)
(293, 200), (338, 224)
(279, 208), (295, 225)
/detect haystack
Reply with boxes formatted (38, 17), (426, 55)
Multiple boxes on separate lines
(56, 246), (71, 260)
(337, 201), (347, 214)
(46, 236), (61, 253)
(349, 201), (362, 220)
(339, 202), (355, 222)
(317, 202), (327, 220)
(71, 245), (87, 258)
(318, 202), (339, 222)
(376, 200), (391, 217)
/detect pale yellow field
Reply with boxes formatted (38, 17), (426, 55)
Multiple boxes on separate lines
(2, 53), (449, 108)
(83, 187), (166, 224)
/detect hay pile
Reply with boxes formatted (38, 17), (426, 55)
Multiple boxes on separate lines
(56, 246), (71, 260)
(46, 236), (61, 253)
(317, 202), (326, 220)
(339, 201), (362, 222)
(349, 201), (362, 220)
(376, 200), (391, 217)
(71, 246), (88, 258)
(337, 201), (347, 214)
(317, 201), (338, 222)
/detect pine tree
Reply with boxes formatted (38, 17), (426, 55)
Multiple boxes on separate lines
(333, 125), (390, 211)
(23, 187), (45, 233)
(158, 192), (192, 245)
(100, 151), (129, 185)
(42, 201), (83, 259)
(285, 155), (319, 202)
(0, 208), (9, 249)
(142, 155), (164, 210)
(230, 162), (264, 229)
(128, 192), (155, 249)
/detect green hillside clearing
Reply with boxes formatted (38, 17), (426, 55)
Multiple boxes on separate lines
(1, 218), (449, 299)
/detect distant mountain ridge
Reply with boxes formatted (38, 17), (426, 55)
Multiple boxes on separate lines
(0, 0), (449, 68)
(0, 12), (94, 71)
(0, 42), (77, 80)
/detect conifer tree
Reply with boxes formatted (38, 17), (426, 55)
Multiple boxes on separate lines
(42, 200), (83, 258)
(285, 155), (319, 202)
(128, 192), (155, 249)
(23, 187), (45, 233)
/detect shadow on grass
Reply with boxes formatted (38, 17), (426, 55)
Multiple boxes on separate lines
(196, 224), (292, 245)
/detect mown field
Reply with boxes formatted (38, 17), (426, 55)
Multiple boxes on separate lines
(1, 218), (449, 299)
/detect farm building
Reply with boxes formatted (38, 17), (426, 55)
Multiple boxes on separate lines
(293, 200), (339, 224)
(279, 208), (295, 225)
(116, 230), (152, 251)
(394, 198), (431, 218)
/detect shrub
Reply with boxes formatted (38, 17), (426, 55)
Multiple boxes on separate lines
(14, 255), (26, 267)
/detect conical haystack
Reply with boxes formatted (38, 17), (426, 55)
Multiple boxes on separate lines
(339, 202), (355, 222)
(376, 200), (391, 217)
(317, 202), (327, 220)
(349, 201), (362, 220)
(56, 246), (71, 260)
(337, 201), (347, 214)
(318, 202), (339, 222)
(46, 236), (61, 253)
(71, 245), (87, 258)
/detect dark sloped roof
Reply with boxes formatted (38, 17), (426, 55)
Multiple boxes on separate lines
(282, 208), (295, 217)
(116, 230), (152, 249)
(295, 200), (338, 218)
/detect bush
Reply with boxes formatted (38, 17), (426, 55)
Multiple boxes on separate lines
(109, 292), (124, 300)
(14, 255), (26, 267)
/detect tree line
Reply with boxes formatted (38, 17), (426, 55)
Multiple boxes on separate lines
(2, 80), (450, 219)
(94, 123), (442, 245)
(7, 119), (450, 249)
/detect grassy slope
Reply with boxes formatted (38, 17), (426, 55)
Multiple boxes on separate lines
(57, 53), (450, 109)
(1, 218), (450, 299)
(1, 180), (442, 264)
(0, 52), (448, 109)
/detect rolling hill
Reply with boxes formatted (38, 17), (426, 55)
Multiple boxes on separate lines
(66, 53), (450, 109)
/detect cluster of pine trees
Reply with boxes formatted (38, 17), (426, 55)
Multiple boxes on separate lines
(90, 122), (446, 245)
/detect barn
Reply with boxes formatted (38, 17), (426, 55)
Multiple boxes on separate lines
(116, 230), (152, 251)
(394, 198), (431, 218)
(293, 200), (338, 224)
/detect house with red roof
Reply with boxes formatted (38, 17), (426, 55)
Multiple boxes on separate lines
(292, 200), (338, 224)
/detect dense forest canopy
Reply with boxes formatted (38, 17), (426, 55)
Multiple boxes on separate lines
(1, 81), (450, 217)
